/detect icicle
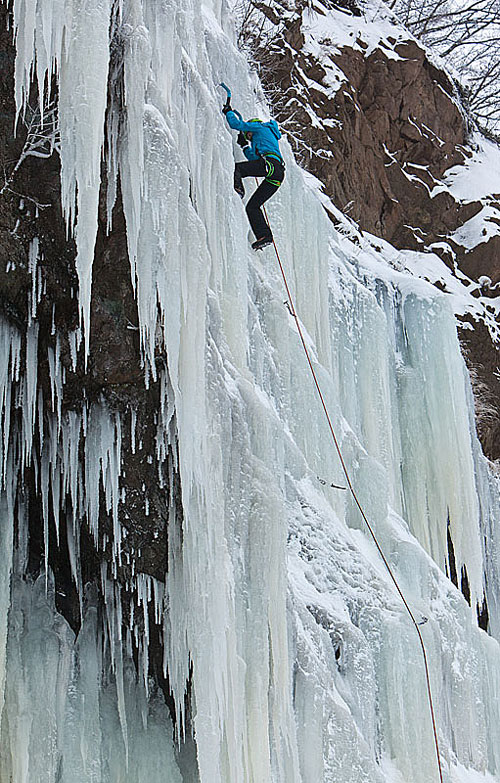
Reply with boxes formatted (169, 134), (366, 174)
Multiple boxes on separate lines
(12, 0), (37, 124)
(115, 0), (151, 293)
(0, 492), (14, 723)
(37, 387), (43, 453)
(0, 323), (20, 487)
(22, 321), (39, 468)
(68, 328), (79, 372)
(27, 237), (40, 324)
(130, 407), (137, 454)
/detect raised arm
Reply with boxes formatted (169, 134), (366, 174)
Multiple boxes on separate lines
(225, 110), (258, 133)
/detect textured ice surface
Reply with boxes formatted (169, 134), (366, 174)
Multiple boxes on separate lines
(2, 0), (500, 781)
(0, 575), (182, 783)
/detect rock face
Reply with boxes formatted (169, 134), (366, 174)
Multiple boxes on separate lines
(245, 0), (500, 460)
(0, 4), (174, 635)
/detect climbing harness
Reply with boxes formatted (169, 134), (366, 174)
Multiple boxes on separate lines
(261, 201), (445, 783)
(264, 156), (284, 187)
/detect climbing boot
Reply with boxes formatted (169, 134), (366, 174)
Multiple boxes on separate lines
(251, 236), (273, 251)
(234, 174), (245, 198)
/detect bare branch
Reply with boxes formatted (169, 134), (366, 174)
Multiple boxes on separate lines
(0, 100), (59, 197)
(391, 0), (500, 130)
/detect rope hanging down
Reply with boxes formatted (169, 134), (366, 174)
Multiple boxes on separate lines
(262, 203), (444, 783)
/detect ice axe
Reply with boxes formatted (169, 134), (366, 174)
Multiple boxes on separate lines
(219, 82), (232, 112)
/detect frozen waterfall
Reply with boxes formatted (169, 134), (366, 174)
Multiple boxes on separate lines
(1, 0), (500, 781)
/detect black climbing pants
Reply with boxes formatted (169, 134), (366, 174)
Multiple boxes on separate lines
(234, 157), (285, 241)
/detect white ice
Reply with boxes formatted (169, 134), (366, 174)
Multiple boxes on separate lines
(2, 0), (500, 781)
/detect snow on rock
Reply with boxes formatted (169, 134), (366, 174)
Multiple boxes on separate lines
(2, 0), (500, 782)
(302, 0), (410, 65)
(450, 205), (500, 251)
(444, 133), (500, 203)
(434, 132), (500, 256)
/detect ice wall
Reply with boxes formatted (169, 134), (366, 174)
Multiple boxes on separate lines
(2, 0), (500, 781)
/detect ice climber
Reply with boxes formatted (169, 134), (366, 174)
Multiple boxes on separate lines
(223, 103), (285, 251)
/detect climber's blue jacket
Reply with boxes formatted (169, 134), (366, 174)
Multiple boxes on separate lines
(225, 110), (283, 162)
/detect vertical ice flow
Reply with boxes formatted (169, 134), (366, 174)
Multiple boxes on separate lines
(3, 0), (500, 782)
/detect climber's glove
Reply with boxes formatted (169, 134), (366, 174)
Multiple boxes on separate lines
(237, 132), (248, 148)
(222, 103), (232, 115)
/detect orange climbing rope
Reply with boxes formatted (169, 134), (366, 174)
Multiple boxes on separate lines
(262, 203), (444, 783)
